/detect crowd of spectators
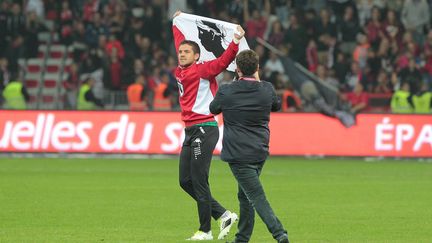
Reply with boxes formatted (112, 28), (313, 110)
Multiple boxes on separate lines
(1, 0), (431, 113)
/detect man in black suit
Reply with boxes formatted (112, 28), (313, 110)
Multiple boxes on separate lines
(210, 50), (289, 243)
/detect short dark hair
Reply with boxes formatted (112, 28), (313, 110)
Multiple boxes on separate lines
(236, 50), (259, 76)
(179, 40), (200, 55)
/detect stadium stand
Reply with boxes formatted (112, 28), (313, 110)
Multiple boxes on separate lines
(0, 0), (431, 113)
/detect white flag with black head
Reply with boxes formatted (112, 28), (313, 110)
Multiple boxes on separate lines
(173, 13), (250, 71)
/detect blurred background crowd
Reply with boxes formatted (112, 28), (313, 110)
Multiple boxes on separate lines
(1, 0), (431, 113)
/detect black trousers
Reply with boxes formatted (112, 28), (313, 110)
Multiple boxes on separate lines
(179, 125), (226, 232)
(229, 162), (287, 243)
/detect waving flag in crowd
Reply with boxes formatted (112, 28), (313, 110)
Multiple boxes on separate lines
(256, 37), (356, 128)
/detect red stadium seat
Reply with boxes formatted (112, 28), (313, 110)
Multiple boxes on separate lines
(40, 87), (60, 109)
(67, 46), (74, 58)
(43, 73), (61, 88)
(24, 73), (42, 88)
(26, 58), (44, 73)
(42, 95), (55, 103)
(45, 59), (62, 73)
(29, 95), (38, 103)
(63, 58), (73, 73)
(26, 80), (41, 108)
(49, 45), (67, 59)
(25, 79), (39, 88)
(38, 45), (48, 58)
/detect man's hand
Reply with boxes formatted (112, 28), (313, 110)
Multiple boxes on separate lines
(233, 25), (245, 44)
(173, 10), (182, 19)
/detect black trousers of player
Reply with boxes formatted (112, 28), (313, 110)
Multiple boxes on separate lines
(179, 125), (226, 232)
(229, 162), (288, 243)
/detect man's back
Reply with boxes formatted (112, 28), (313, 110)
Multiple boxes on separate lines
(210, 79), (280, 163)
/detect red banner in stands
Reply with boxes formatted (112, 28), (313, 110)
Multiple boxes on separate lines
(0, 111), (431, 157)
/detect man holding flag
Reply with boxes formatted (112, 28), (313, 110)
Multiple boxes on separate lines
(172, 11), (245, 240)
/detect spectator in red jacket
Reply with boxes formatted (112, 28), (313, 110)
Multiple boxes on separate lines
(103, 48), (122, 91)
(105, 32), (124, 60)
(243, 0), (270, 44)
(342, 82), (369, 113)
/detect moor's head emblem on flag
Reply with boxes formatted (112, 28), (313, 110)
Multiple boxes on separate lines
(196, 20), (230, 57)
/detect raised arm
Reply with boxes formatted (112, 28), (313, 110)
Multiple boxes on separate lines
(172, 11), (184, 53)
(200, 25), (245, 79)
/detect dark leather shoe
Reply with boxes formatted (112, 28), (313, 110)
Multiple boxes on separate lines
(278, 236), (289, 243)
(278, 238), (289, 243)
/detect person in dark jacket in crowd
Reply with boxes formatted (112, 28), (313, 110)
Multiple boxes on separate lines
(210, 49), (289, 243)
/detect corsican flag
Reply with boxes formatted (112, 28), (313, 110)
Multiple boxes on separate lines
(173, 13), (250, 71)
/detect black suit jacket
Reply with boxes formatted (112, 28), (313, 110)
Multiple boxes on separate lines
(210, 79), (281, 163)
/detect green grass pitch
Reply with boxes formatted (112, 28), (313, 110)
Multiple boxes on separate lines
(0, 157), (431, 242)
